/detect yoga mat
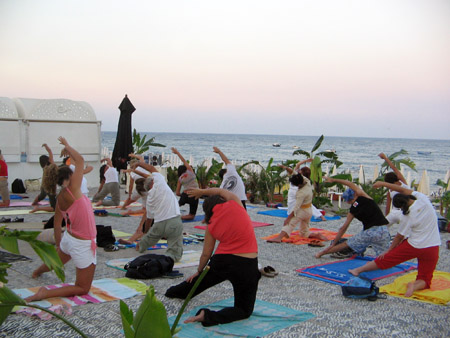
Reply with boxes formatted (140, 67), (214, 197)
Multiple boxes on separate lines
(194, 220), (273, 230)
(3, 222), (45, 230)
(9, 201), (49, 207)
(92, 201), (143, 210)
(168, 298), (315, 338)
(257, 209), (288, 218)
(13, 277), (147, 319)
(258, 209), (341, 222)
(112, 230), (133, 238)
(296, 256), (417, 285)
(182, 215), (205, 223)
(0, 250), (31, 263)
(0, 209), (52, 216)
(380, 270), (450, 305)
(6, 195), (27, 200)
(262, 228), (352, 245)
(311, 215), (341, 222)
(106, 250), (202, 272)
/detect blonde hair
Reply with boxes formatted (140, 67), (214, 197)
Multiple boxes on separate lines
(42, 163), (59, 194)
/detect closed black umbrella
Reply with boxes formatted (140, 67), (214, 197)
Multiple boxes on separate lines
(111, 94), (135, 171)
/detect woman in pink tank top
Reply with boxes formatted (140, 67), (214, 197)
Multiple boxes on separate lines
(26, 137), (97, 302)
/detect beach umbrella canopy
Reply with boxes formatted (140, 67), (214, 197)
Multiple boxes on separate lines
(417, 170), (430, 196)
(358, 165), (365, 185)
(372, 164), (379, 182)
(112, 95), (135, 171)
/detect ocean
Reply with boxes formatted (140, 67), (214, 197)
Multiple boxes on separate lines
(102, 132), (450, 193)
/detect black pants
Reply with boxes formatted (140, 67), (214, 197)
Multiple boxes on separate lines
(165, 254), (261, 326)
(179, 192), (199, 215)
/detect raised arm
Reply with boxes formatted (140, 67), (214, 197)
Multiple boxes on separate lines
(378, 153), (407, 184)
(171, 147), (194, 172)
(278, 164), (294, 175)
(101, 158), (113, 167)
(83, 165), (93, 175)
(213, 147), (231, 165)
(373, 181), (413, 195)
(187, 187), (242, 206)
(58, 137), (83, 195)
(323, 176), (368, 198)
(42, 143), (54, 164)
(134, 161), (159, 174)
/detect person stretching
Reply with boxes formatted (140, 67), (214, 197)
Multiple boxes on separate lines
(213, 146), (247, 209)
(165, 188), (260, 327)
(315, 176), (390, 258)
(171, 147), (199, 220)
(25, 137), (96, 302)
(268, 173), (326, 243)
(349, 182), (441, 297)
(92, 158), (120, 206)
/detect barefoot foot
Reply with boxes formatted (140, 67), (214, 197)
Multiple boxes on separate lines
(405, 282), (415, 297)
(184, 310), (205, 324)
(24, 287), (48, 302)
(348, 268), (359, 276)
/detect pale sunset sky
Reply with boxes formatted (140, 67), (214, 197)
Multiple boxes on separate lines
(1, 0), (449, 139)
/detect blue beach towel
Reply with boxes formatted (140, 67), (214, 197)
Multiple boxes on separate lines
(257, 209), (341, 222)
(182, 215), (205, 223)
(168, 298), (315, 338)
(296, 256), (417, 285)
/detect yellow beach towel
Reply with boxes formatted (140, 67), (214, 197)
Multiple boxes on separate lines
(380, 270), (450, 305)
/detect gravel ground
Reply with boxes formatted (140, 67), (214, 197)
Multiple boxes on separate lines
(1, 186), (449, 338)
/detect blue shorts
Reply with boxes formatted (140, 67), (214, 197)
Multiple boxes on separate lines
(347, 226), (390, 256)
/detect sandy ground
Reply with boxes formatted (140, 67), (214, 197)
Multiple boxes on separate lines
(1, 186), (449, 338)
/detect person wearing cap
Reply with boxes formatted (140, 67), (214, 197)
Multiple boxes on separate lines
(315, 176), (390, 258)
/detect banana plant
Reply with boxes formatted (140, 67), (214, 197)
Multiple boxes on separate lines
(240, 158), (287, 203)
(132, 129), (165, 154)
(120, 267), (209, 337)
(0, 227), (64, 283)
(378, 149), (416, 178)
(292, 135), (342, 187)
(196, 159), (223, 189)
(292, 135), (342, 201)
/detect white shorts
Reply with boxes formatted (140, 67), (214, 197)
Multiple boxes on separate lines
(60, 232), (97, 269)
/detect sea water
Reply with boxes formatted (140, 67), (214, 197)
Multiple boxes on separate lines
(102, 132), (450, 192)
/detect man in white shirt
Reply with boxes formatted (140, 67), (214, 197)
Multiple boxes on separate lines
(213, 147), (248, 209)
(134, 161), (183, 262)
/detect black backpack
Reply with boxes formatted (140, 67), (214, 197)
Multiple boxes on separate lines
(96, 225), (116, 247)
(12, 179), (26, 193)
(124, 254), (174, 279)
(342, 276), (383, 301)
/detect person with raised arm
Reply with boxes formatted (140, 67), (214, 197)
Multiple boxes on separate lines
(121, 153), (150, 210)
(171, 147), (199, 220)
(315, 176), (390, 258)
(25, 137), (97, 302)
(165, 188), (260, 327)
(349, 181), (441, 297)
(0, 152), (10, 207)
(267, 171), (326, 243)
(31, 144), (57, 212)
(133, 160), (183, 262)
(278, 159), (326, 221)
(92, 157), (120, 206)
(213, 146), (247, 209)
(378, 152), (410, 215)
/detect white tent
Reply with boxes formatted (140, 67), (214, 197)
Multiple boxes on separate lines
(0, 97), (101, 188)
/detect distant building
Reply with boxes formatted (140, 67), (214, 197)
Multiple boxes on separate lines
(0, 97), (102, 189)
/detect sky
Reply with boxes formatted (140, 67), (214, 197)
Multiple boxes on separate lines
(1, 0), (449, 140)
